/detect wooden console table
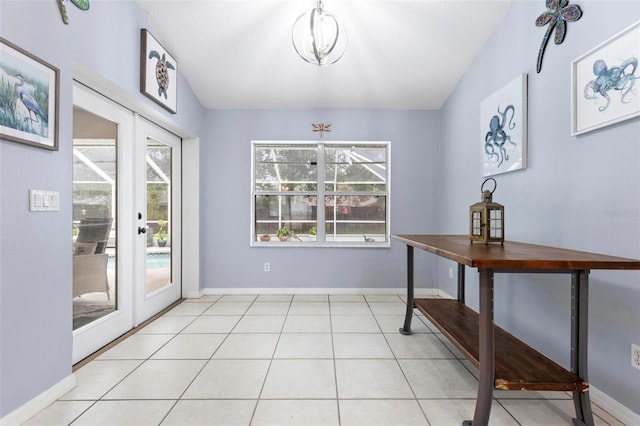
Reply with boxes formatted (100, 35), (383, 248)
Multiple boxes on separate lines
(392, 234), (640, 426)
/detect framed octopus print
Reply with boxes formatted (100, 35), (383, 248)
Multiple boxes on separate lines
(571, 21), (640, 136)
(480, 74), (528, 177)
(140, 29), (177, 114)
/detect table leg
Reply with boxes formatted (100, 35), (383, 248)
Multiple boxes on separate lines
(465, 268), (495, 426)
(571, 271), (594, 426)
(400, 245), (414, 335)
(458, 263), (466, 303)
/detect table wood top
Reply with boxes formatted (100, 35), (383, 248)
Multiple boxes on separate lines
(392, 234), (640, 270)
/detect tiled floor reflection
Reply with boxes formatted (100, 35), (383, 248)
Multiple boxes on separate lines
(24, 294), (623, 425)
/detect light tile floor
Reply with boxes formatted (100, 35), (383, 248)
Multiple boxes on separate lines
(24, 294), (625, 425)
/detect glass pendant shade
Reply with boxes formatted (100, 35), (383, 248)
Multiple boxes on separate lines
(292, 1), (347, 66)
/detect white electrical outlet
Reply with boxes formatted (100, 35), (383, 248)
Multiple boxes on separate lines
(264, 262), (270, 272)
(448, 267), (453, 279)
(632, 344), (640, 370)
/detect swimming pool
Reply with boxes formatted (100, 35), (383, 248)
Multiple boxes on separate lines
(107, 253), (170, 270)
(146, 253), (171, 269)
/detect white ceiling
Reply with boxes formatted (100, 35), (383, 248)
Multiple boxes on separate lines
(135, 0), (512, 110)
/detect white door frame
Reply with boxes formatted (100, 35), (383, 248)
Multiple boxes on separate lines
(181, 137), (200, 298)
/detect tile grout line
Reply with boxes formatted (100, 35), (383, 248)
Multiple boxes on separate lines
(329, 296), (343, 426)
(68, 298), (197, 426)
(156, 296), (238, 425)
(247, 295), (294, 425)
(375, 298), (433, 425)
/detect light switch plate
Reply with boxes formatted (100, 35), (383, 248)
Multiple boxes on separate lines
(29, 189), (60, 212)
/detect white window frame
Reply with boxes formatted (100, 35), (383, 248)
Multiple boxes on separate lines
(251, 140), (391, 248)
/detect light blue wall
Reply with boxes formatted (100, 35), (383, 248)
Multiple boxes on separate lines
(2, 0), (639, 420)
(200, 109), (440, 290)
(0, 1), (204, 417)
(439, 0), (640, 414)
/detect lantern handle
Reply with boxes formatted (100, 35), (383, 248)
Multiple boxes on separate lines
(481, 177), (497, 194)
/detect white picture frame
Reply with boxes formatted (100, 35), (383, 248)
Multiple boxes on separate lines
(480, 74), (528, 177)
(571, 21), (640, 136)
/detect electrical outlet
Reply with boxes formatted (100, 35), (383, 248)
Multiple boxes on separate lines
(448, 267), (453, 279)
(632, 344), (640, 370)
(264, 262), (270, 272)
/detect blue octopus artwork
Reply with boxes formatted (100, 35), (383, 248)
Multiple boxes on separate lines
(484, 105), (517, 168)
(584, 57), (638, 111)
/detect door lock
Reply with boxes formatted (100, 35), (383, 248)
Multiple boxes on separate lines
(138, 226), (147, 235)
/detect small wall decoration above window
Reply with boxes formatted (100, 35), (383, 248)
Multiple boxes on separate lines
(535, 0), (582, 73)
(480, 74), (528, 177)
(57, 0), (90, 25)
(0, 37), (59, 150)
(140, 29), (177, 114)
(571, 21), (640, 136)
(312, 122), (331, 138)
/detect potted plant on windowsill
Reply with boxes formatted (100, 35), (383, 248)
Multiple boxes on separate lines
(277, 226), (291, 241)
(156, 219), (168, 247)
(259, 233), (271, 242)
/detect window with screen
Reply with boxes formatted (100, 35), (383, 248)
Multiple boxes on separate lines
(252, 141), (390, 247)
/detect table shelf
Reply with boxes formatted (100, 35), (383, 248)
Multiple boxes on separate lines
(415, 298), (588, 392)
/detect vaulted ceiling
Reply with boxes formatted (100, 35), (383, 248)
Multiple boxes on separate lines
(135, 0), (512, 110)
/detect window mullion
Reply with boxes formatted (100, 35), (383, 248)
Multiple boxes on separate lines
(317, 143), (325, 243)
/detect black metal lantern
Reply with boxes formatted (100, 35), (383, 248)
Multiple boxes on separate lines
(469, 178), (504, 244)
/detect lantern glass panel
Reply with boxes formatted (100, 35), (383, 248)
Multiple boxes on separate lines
(471, 211), (482, 236)
(488, 208), (503, 239)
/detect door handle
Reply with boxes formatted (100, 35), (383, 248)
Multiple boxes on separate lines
(138, 226), (147, 235)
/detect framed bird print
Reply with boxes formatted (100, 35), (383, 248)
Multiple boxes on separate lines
(0, 37), (59, 150)
(140, 29), (178, 114)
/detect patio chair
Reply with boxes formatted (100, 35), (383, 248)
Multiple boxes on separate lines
(73, 217), (112, 299)
(76, 218), (113, 253)
(73, 252), (109, 299)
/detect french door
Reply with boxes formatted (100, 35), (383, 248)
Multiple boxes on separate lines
(72, 84), (181, 363)
(134, 116), (181, 324)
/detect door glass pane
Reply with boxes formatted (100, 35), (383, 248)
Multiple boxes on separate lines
(146, 138), (172, 295)
(72, 107), (117, 330)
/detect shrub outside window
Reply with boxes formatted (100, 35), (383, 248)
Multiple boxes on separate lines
(252, 141), (390, 247)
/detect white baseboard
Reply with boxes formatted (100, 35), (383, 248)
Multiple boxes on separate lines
(0, 374), (76, 426)
(591, 385), (640, 425)
(200, 287), (442, 297)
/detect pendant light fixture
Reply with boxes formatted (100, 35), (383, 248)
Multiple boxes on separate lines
(292, 1), (347, 66)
